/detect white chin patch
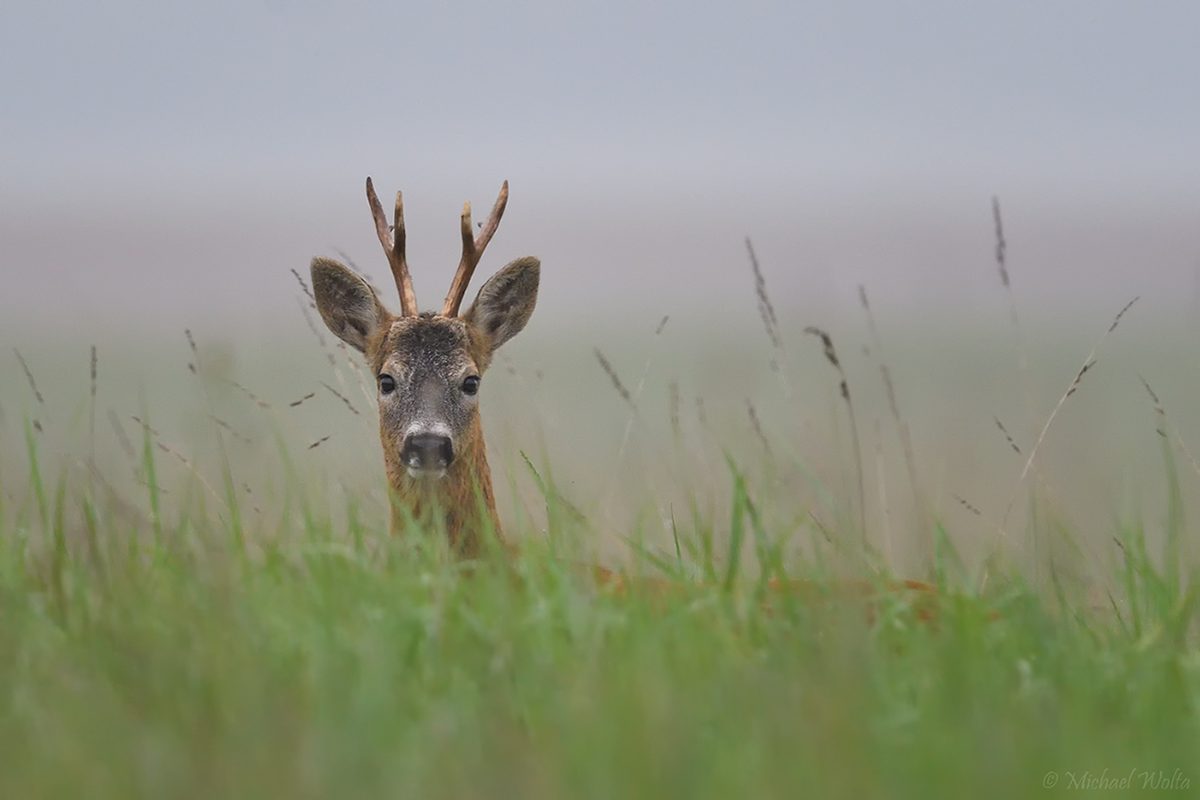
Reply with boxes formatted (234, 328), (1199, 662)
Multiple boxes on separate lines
(406, 466), (447, 481)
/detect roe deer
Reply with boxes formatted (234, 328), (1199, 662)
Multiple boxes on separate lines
(312, 177), (527, 558)
(310, 178), (961, 618)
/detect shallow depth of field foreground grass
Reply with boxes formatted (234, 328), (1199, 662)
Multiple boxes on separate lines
(3, 286), (1200, 796)
(1, 429), (1199, 799)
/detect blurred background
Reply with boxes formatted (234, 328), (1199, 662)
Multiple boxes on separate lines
(3, 1), (1200, 577)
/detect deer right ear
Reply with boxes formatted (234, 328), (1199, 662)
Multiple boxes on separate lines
(310, 257), (389, 353)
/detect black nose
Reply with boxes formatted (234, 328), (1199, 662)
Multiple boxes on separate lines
(401, 433), (454, 471)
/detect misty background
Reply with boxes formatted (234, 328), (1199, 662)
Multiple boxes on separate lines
(3, 1), (1199, 335)
(4, 2), (1200, 572)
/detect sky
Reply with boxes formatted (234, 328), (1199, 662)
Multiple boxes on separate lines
(3, 1), (1199, 337)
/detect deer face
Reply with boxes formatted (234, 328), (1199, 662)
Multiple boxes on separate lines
(310, 255), (539, 481)
(377, 317), (480, 478)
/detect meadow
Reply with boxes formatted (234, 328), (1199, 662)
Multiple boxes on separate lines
(1, 254), (1198, 798)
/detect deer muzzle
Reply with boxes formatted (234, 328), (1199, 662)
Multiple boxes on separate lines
(401, 431), (454, 478)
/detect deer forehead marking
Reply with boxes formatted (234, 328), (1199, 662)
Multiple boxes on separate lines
(373, 317), (480, 376)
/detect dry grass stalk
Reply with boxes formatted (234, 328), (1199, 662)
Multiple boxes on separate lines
(185, 329), (242, 528)
(130, 415), (225, 508)
(858, 284), (928, 559)
(594, 349), (633, 407)
(320, 382), (360, 416)
(994, 415), (1022, 455)
(297, 297), (334, 364)
(803, 326), (866, 545)
(1064, 361), (1094, 398)
(241, 481), (263, 517)
(13, 348), (45, 406)
(333, 339), (377, 411)
(858, 287), (911, 437)
(874, 419), (892, 565)
(999, 297), (1139, 531)
(85, 460), (148, 525)
(1108, 298), (1137, 330)
(107, 410), (137, 460)
(1174, 434), (1200, 483)
(746, 237), (781, 350)
(807, 511), (834, 545)
(746, 400), (772, 458)
(991, 198), (1041, 563)
(598, 318), (671, 510)
(668, 381), (681, 441)
(294, 272), (365, 407)
(89, 345), (98, 466)
(804, 327), (841, 370)
(1140, 375), (1164, 425)
(289, 392), (316, 408)
(207, 415), (252, 446)
(291, 267), (317, 305)
(991, 197), (1011, 291)
(745, 240), (794, 400)
(992, 414), (1061, 512)
(89, 345), (97, 401)
(228, 381), (273, 410)
(953, 494), (1011, 547)
(955, 494), (983, 517)
(1141, 376), (1200, 482)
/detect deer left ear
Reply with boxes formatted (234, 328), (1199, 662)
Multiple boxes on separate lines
(311, 257), (389, 354)
(462, 256), (540, 353)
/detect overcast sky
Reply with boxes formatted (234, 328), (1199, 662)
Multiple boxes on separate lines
(3, 1), (1199, 336)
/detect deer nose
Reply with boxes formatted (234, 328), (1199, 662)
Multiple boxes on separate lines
(401, 432), (454, 471)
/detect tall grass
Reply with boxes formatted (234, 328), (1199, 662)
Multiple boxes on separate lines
(1, 227), (1198, 798)
(1, 369), (1197, 798)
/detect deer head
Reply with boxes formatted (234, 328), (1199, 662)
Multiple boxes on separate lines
(311, 178), (539, 556)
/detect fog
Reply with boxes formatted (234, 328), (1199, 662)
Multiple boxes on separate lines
(5, 2), (1200, 576)
(3, 1), (1199, 337)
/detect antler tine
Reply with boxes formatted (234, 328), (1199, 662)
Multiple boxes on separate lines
(366, 177), (419, 316)
(441, 180), (509, 317)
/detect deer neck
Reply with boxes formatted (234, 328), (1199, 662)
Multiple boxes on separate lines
(385, 415), (500, 558)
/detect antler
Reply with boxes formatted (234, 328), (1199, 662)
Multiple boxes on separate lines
(366, 177), (419, 317)
(441, 181), (509, 317)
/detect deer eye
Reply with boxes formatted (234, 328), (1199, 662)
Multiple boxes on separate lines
(461, 375), (480, 396)
(379, 374), (396, 395)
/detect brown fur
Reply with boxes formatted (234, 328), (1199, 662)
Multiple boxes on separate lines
(384, 412), (499, 558)
(311, 251), (539, 558)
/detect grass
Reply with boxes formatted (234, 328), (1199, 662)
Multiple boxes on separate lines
(0, 413), (1197, 799)
(1, 231), (1199, 795)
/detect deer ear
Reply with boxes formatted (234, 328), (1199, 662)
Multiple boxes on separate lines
(310, 257), (389, 353)
(463, 256), (540, 354)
